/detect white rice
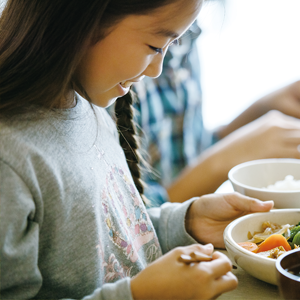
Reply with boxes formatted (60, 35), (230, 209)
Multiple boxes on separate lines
(263, 175), (300, 191)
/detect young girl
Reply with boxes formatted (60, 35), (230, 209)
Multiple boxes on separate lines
(0, 0), (273, 299)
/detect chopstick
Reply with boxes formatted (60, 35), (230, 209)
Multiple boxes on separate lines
(178, 251), (238, 269)
(178, 251), (213, 263)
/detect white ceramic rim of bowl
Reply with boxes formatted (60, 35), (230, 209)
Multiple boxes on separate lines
(224, 209), (300, 262)
(275, 248), (300, 282)
(228, 158), (300, 194)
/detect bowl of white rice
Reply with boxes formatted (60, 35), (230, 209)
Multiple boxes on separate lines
(228, 158), (300, 208)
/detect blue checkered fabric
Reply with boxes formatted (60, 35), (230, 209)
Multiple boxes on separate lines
(133, 22), (217, 207)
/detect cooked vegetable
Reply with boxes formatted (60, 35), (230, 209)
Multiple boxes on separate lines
(256, 246), (286, 259)
(238, 242), (259, 253)
(289, 224), (300, 242)
(283, 227), (291, 240)
(292, 231), (300, 247)
(247, 224), (290, 244)
(257, 234), (291, 253)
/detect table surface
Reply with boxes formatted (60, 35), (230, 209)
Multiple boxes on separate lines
(218, 249), (281, 300)
(215, 181), (282, 299)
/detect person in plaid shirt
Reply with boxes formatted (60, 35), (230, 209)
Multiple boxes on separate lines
(133, 21), (300, 207)
(132, 22), (214, 206)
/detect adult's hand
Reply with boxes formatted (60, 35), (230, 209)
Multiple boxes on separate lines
(213, 110), (300, 172)
(217, 80), (300, 139)
(185, 193), (274, 248)
(260, 80), (300, 119)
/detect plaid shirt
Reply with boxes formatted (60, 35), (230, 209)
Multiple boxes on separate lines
(133, 22), (217, 207)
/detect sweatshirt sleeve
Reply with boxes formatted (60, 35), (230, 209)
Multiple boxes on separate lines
(66, 278), (133, 300)
(0, 160), (134, 300)
(147, 199), (198, 254)
(0, 160), (43, 299)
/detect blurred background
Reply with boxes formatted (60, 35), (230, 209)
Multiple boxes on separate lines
(197, 0), (300, 130)
(1, 0), (299, 133)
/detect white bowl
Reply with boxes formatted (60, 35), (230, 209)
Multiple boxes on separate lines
(224, 209), (300, 285)
(228, 158), (300, 208)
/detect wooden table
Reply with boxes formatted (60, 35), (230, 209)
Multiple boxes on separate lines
(215, 181), (282, 299)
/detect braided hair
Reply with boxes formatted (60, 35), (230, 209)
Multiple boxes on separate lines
(114, 91), (148, 205)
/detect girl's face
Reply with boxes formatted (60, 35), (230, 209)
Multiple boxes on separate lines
(76, 0), (203, 108)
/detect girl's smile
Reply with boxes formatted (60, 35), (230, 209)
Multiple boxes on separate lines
(75, 0), (202, 108)
(119, 76), (145, 95)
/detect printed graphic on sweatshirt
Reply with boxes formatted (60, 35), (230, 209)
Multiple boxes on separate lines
(94, 144), (162, 281)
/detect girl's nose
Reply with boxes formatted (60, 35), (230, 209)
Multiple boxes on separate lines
(143, 53), (165, 78)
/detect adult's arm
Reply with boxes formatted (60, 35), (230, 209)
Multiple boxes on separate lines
(167, 83), (300, 202)
(217, 80), (300, 139)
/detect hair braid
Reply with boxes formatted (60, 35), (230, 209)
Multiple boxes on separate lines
(114, 91), (148, 205)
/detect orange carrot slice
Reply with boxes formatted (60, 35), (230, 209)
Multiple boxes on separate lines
(238, 242), (259, 253)
(257, 234), (291, 252)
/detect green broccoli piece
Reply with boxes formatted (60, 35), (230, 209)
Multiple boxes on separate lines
(292, 231), (300, 248)
(288, 224), (300, 242)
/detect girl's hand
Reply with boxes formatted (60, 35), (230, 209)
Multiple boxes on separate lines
(185, 193), (274, 248)
(130, 244), (237, 300)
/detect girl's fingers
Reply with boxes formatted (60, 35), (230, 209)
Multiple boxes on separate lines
(224, 193), (274, 213)
(199, 252), (233, 279)
(196, 243), (214, 255)
(214, 271), (238, 296)
(284, 131), (300, 141)
(176, 243), (214, 258)
(174, 247), (238, 298)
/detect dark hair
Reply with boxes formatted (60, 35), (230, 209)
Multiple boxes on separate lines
(0, 0), (179, 201)
(114, 91), (149, 204)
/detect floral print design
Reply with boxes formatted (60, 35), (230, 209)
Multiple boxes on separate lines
(94, 144), (161, 282)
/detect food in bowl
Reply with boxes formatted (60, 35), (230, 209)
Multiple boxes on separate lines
(224, 209), (300, 285)
(264, 175), (300, 191)
(228, 158), (300, 208)
(286, 263), (300, 277)
(238, 220), (300, 259)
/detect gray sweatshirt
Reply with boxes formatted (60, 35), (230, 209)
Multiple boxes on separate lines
(0, 94), (197, 299)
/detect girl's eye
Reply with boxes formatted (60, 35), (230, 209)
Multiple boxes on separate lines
(149, 45), (163, 54)
(170, 39), (180, 46)
(148, 39), (180, 54)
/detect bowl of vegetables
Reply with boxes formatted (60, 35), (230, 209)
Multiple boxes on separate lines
(224, 209), (300, 285)
(228, 158), (300, 208)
